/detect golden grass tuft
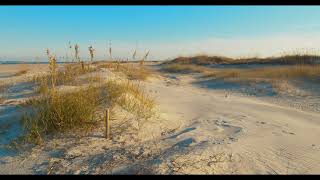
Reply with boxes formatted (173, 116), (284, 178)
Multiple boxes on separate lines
(21, 85), (105, 144)
(21, 79), (155, 144)
(98, 62), (153, 81)
(13, 69), (28, 76)
(0, 97), (4, 104)
(162, 62), (320, 82)
(33, 63), (98, 94)
(104, 79), (155, 120)
(0, 84), (8, 103)
(21, 68), (155, 144)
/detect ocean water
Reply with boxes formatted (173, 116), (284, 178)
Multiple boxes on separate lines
(0, 61), (70, 65)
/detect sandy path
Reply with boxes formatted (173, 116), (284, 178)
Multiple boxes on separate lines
(141, 73), (320, 174)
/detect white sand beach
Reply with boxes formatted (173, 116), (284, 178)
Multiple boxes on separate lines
(0, 63), (319, 174)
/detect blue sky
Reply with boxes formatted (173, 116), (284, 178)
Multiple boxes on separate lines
(1, 6), (320, 61)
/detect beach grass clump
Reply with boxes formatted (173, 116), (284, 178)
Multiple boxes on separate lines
(257, 65), (320, 79)
(20, 78), (155, 144)
(98, 62), (153, 81)
(120, 65), (152, 81)
(13, 69), (28, 76)
(97, 62), (118, 69)
(0, 83), (7, 91)
(0, 83), (9, 103)
(20, 85), (107, 144)
(19, 49), (155, 144)
(104, 79), (155, 120)
(33, 63), (98, 94)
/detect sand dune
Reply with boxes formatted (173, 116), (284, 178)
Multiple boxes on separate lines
(0, 63), (319, 174)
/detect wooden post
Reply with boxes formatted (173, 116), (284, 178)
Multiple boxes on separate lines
(81, 61), (84, 71)
(105, 108), (110, 139)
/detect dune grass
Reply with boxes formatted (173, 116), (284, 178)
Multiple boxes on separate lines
(13, 69), (28, 76)
(104, 79), (155, 120)
(21, 85), (105, 144)
(165, 53), (320, 66)
(159, 62), (320, 98)
(0, 83), (8, 103)
(20, 61), (155, 144)
(232, 54), (320, 65)
(203, 64), (320, 80)
(98, 62), (153, 81)
(161, 56), (320, 81)
(164, 55), (233, 65)
(21, 57), (104, 144)
(33, 63), (97, 94)
(20, 79), (155, 144)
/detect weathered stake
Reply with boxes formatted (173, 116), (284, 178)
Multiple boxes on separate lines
(105, 108), (110, 139)
(81, 61), (84, 71)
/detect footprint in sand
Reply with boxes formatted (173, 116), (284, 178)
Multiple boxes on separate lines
(164, 127), (196, 140)
(171, 138), (195, 149)
(256, 121), (267, 125)
(282, 130), (295, 135)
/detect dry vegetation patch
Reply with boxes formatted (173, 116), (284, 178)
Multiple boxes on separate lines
(21, 86), (105, 144)
(20, 79), (155, 144)
(0, 97), (4, 104)
(104, 79), (155, 120)
(164, 55), (233, 65)
(165, 54), (320, 66)
(13, 69), (28, 76)
(162, 62), (320, 81)
(203, 65), (320, 80)
(161, 64), (211, 74)
(0, 83), (8, 103)
(161, 62), (320, 97)
(98, 62), (153, 81)
(18, 61), (155, 145)
(33, 63), (98, 94)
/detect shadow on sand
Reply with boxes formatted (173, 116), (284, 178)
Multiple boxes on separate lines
(193, 78), (277, 97)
